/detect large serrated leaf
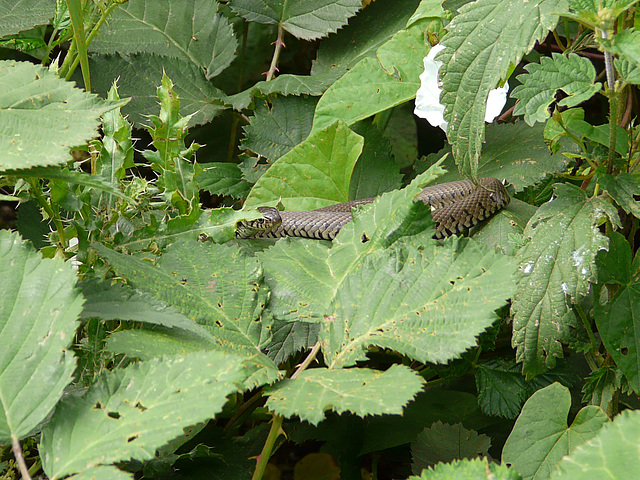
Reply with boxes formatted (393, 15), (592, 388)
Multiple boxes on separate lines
(409, 457), (520, 480)
(90, 0), (236, 80)
(0, 230), (83, 442)
(241, 95), (317, 161)
(438, 0), (567, 179)
(88, 54), (226, 127)
(229, 0), (361, 40)
(313, 24), (430, 132)
(265, 364), (423, 425)
(511, 184), (619, 376)
(598, 173), (640, 218)
(513, 53), (602, 126)
(550, 409), (640, 479)
(244, 120), (364, 210)
(502, 383), (608, 480)
(39, 351), (246, 479)
(0, 60), (125, 171)
(0, 0), (54, 37)
(411, 421), (491, 473)
(93, 241), (271, 354)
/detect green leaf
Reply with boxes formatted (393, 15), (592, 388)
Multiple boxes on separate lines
(411, 421), (491, 473)
(229, 0), (361, 40)
(197, 163), (251, 198)
(349, 121), (403, 199)
(244, 120), (364, 210)
(416, 122), (571, 193)
(39, 351), (246, 479)
(513, 53), (601, 126)
(511, 184), (620, 376)
(475, 359), (530, 419)
(582, 365), (624, 412)
(65, 466), (133, 480)
(438, 0), (567, 178)
(0, 60), (125, 172)
(265, 321), (320, 364)
(594, 232), (640, 391)
(93, 241), (272, 354)
(90, 0), (236, 80)
(598, 173), (640, 218)
(313, 24), (430, 132)
(241, 95), (317, 161)
(601, 29), (640, 67)
(0, 0), (55, 37)
(502, 383), (609, 480)
(550, 409), (640, 479)
(313, 0), (422, 74)
(265, 364), (424, 425)
(0, 230), (83, 442)
(615, 57), (640, 85)
(88, 53), (226, 127)
(409, 457), (521, 480)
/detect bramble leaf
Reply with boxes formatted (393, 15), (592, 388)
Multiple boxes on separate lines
(40, 351), (246, 479)
(265, 364), (423, 425)
(511, 184), (619, 376)
(409, 457), (520, 480)
(598, 173), (640, 218)
(0, 0), (54, 37)
(229, 0), (361, 40)
(513, 53), (601, 126)
(197, 163), (251, 199)
(0, 230), (83, 442)
(438, 0), (567, 179)
(502, 383), (608, 480)
(90, 0), (236, 79)
(0, 60), (125, 171)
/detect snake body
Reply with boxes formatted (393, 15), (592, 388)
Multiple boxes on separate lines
(236, 177), (510, 240)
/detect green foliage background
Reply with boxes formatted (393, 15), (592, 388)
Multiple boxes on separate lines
(1, 0), (640, 479)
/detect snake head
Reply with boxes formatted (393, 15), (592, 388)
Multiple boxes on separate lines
(235, 207), (282, 239)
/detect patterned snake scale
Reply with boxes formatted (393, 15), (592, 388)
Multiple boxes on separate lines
(236, 178), (510, 240)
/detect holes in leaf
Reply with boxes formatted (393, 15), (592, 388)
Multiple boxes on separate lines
(215, 320), (223, 327)
(361, 233), (369, 243)
(134, 402), (147, 412)
(621, 347), (629, 356)
(217, 302), (223, 308)
(127, 435), (139, 443)
(107, 411), (121, 420)
(92, 402), (104, 410)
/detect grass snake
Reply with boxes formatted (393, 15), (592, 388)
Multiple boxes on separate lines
(236, 177), (510, 240)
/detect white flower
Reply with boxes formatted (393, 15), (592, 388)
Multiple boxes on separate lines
(414, 44), (509, 133)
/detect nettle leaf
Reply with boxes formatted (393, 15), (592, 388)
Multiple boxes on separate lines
(0, 0), (54, 37)
(197, 163), (251, 199)
(417, 122), (570, 193)
(313, 23), (430, 132)
(594, 232), (640, 391)
(598, 173), (640, 218)
(93, 241), (272, 354)
(567, 0), (640, 28)
(409, 457), (520, 480)
(502, 383), (608, 480)
(229, 0), (361, 40)
(89, 53), (226, 127)
(0, 60), (125, 171)
(0, 230), (83, 442)
(265, 364), (423, 425)
(241, 95), (317, 161)
(90, 0), (236, 79)
(411, 421), (491, 473)
(312, 0), (422, 75)
(438, 0), (567, 179)
(244, 120), (364, 210)
(615, 57), (640, 85)
(513, 53), (601, 126)
(256, 164), (518, 368)
(40, 351), (246, 479)
(550, 409), (640, 479)
(511, 184), (619, 376)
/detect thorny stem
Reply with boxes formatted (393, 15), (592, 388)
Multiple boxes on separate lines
(27, 178), (66, 252)
(250, 343), (322, 480)
(11, 436), (32, 480)
(266, 24), (285, 82)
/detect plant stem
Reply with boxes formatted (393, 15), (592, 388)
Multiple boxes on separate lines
(266, 24), (285, 82)
(11, 436), (32, 480)
(250, 343), (321, 480)
(600, 29), (618, 175)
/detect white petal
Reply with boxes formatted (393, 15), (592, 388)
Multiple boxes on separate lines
(485, 82), (509, 123)
(414, 45), (448, 132)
